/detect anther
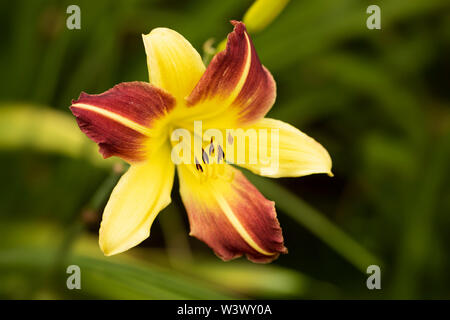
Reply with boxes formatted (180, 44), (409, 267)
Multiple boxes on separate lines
(195, 157), (203, 172)
(227, 132), (234, 145)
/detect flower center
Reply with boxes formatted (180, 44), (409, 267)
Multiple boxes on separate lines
(169, 129), (232, 183)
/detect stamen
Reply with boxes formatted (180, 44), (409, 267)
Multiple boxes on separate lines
(195, 157), (203, 172)
(217, 145), (225, 163)
(202, 148), (209, 164)
(208, 137), (215, 156)
(227, 132), (234, 145)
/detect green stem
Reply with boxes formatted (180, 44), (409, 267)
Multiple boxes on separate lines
(36, 166), (124, 297)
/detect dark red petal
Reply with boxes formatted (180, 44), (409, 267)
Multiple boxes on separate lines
(178, 164), (287, 263)
(186, 21), (276, 125)
(70, 81), (175, 162)
(73, 81), (175, 127)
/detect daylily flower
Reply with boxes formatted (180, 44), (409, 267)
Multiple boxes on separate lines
(70, 21), (332, 263)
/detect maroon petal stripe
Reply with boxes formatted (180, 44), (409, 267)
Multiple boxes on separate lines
(186, 21), (276, 125)
(70, 81), (175, 162)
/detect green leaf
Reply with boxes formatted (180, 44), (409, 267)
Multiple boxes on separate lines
(244, 172), (382, 272)
(0, 245), (238, 299)
(0, 104), (114, 168)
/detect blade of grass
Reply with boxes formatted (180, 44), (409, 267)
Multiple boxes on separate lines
(392, 132), (450, 298)
(0, 246), (239, 299)
(244, 171), (381, 273)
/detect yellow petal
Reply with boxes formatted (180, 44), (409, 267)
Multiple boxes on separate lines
(142, 28), (205, 101)
(99, 144), (174, 255)
(237, 118), (332, 178)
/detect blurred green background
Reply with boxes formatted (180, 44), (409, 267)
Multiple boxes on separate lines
(0, 0), (449, 299)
